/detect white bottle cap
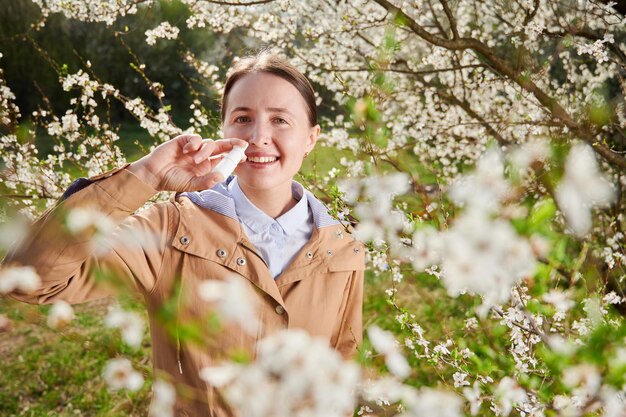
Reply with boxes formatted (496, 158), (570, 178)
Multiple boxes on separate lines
(211, 143), (248, 179)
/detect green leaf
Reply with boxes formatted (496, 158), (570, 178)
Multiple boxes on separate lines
(528, 199), (556, 229)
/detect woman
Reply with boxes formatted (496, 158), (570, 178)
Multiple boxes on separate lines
(4, 52), (365, 416)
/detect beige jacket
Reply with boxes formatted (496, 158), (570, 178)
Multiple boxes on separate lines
(4, 166), (365, 416)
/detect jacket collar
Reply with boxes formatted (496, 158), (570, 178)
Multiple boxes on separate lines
(181, 176), (340, 229)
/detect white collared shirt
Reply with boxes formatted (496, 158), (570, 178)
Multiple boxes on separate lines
(229, 177), (314, 279)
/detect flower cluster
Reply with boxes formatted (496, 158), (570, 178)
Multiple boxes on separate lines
(200, 330), (360, 417)
(32, 0), (152, 26)
(576, 34), (615, 64)
(197, 274), (260, 335)
(555, 143), (615, 237)
(0, 53), (20, 126)
(408, 149), (537, 310)
(104, 305), (145, 349)
(47, 300), (75, 329)
(145, 22), (180, 45)
(102, 357), (144, 391)
(0, 266), (41, 295)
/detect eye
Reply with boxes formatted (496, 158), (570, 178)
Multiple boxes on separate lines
(234, 115), (250, 123)
(273, 117), (288, 125)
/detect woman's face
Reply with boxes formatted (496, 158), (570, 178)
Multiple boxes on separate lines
(222, 72), (319, 194)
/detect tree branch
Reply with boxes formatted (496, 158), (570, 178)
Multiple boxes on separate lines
(426, 0), (449, 39)
(522, 0), (541, 26)
(328, 64), (486, 75)
(439, 0), (459, 39)
(204, 0), (277, 5)
(543, 28), (626, 66)
(372, 0), (626, 169)
(437, 89), (509, 146)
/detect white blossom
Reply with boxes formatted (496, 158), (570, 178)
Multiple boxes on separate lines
(409, 227), (441, 271)
(575, 35), (613, 63)
(340, 173), (412, 245)
(367, 325), (411, 378)
(463, 381), (483, 415)
(439, 211), (537, 308)
(464, 317), (479, 330)
(555, 144), (615, 237)
(542, 290), (575, 313)
(104, 305), (145, 349)
(0, 266), (41, 294)
(32, 0), (149, 25)
(403, 388), (463, 417)
(149, 379), (176, 417)
(601, 387), (626, 417)
(200, 330), (359, 417)
(494, 377), (527, 416)
(102, 358), (144, 391)
(47, 300), (75, 329)
(197, 275), (259, 335)
(448, 148), (510, 213)
(66, 207), (114, 234)
(453, 371), (470, 387)
(603, 291), (624, 305)
(546, 335), (576, 356)
(510, 139), (551, 171)
(563, 364), (602, 398)
(145, 22), (180, 45)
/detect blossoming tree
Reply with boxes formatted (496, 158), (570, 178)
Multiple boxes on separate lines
(1, 0), (625, 416)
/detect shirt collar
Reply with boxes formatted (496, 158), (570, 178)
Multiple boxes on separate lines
(229, 177), (309, 235)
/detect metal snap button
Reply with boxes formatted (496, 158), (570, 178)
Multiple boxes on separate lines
(353, 247), (360, 253)
(216, 249), (227, 258)
(180, 236), (191, 245)
(327, 250), (333, 256)
(306, 251), (313, 259)
(335, 230), (344, 239)
(236, 257), (246, 266)
(275, 305), (285, 315)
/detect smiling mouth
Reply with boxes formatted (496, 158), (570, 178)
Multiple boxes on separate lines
(246, 156), (279, 164)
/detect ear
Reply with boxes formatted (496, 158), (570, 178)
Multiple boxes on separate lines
(305, 124), (320, 153)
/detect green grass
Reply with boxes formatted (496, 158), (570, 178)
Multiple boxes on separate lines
(0, 298), (152, 416)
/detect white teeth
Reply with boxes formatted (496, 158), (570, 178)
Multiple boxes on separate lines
(248, 156), (277, 163)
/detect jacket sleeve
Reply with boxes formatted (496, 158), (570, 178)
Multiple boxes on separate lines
(2, 167), (171, 305)
(334, 268), (365, 359)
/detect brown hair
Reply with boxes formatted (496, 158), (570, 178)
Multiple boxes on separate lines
(221, 52), (318, 127)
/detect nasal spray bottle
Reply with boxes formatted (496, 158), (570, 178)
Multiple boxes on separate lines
(211, 142), (248, 179)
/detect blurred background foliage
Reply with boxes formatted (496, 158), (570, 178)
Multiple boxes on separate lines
(1, 0), (222, 124)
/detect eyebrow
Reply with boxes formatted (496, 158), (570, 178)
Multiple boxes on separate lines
(230, 106), (295, 117)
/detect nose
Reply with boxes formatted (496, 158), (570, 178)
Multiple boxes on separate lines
(248, 120), (271, 146)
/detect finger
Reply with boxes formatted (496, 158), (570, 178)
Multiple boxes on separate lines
(181, 135), (203, 154)
(211, 138), (249, 155)
(192, 139), (217, 164)
(188, 172), (224, 191)
(171, 133), (200, 143)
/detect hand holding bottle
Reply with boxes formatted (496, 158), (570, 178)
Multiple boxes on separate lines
(128, 134), (248, 192)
